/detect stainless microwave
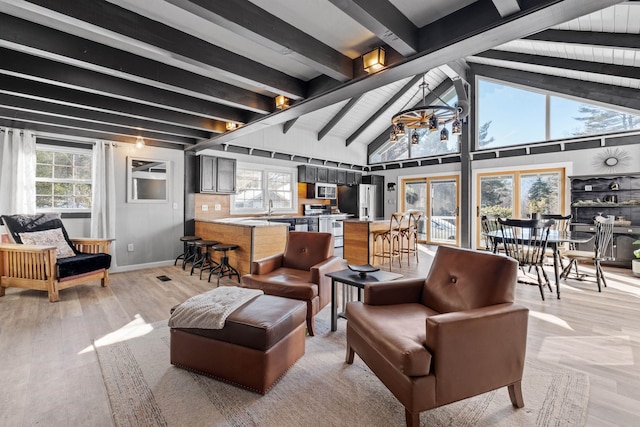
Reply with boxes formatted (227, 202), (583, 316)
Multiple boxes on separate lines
(315, 183), (337, 199)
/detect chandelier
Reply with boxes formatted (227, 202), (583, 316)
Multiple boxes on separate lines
(390, 76), (464, 144)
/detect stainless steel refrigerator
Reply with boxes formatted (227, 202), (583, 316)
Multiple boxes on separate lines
(338, 184), (378, 220)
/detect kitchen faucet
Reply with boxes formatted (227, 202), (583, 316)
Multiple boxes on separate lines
(268, 199), (273, 218)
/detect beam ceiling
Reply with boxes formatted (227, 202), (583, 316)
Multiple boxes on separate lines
(0, 0), (630, 155)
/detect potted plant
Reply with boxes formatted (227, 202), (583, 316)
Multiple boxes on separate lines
(633, 240), (640, 277)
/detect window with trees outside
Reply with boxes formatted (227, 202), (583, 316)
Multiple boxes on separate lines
(35, 146), (92, 211)
(369, 87), (460, 163)
(233, 165), (296, 213)
(477, 77), (640, 149)
(476, 167), (566, 248)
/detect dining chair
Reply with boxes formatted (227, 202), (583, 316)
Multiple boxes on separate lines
(540, 214), (573, 269)
(480, 215), (503, 253)
(560, 215), (614, 292)
(498, 218), (555, 300)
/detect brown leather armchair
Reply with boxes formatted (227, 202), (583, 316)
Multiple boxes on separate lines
(241, 231), (344, 336)
(345, 245), (528, 427)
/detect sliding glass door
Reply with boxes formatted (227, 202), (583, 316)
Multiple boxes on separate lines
(402, 175), (459, 246)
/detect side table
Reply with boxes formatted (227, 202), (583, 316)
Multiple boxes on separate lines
(325, 269), (403, 331)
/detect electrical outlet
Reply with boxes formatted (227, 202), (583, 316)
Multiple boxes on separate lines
(173, 202), (178, 209)
(584, 185), (592, 191)
(202, 204), (208, 211)
(127, 243), (134, 252)
(214, 204), (222, 211)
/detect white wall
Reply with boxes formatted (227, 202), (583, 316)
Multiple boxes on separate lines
(61, 144), (185, 272)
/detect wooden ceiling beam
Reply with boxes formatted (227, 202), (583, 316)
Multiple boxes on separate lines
(473, 50), (640, 81)
(0, 106), (197, 145)
(328, 0), (418, 56)
(346, 75), (423, 146)
(0, 12), (273, 114)
(0, 74), (227, 133)
(11, 0), (307, 99)
(525, 29), (640, 49)
(0, 118), (187, 149)
(0, 92), (211, 140)
(165, 0), (353, 82)
(317, 96), (363, 141)
(0, 48), (252, 124)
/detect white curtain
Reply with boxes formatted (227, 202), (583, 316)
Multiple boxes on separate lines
(0, 128), (36, 214)
(91, 141), (117, 264)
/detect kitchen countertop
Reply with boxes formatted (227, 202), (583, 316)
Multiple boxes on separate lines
(196, 218), (287, 228)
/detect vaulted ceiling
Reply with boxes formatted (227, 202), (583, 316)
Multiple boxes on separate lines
(0, 0), (635, 158)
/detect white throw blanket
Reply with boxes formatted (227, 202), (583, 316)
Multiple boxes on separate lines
(168, 287), (264, 330)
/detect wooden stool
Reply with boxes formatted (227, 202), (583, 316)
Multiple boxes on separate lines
(175, 236), (201, 269)
(208, 244), (240, 286)
(190, 240), (220, 279)
(372, 213), (402, 271)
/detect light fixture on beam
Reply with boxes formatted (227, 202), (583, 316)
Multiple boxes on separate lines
(275, 94), (290, 110)
(135, 136), (145, 149)
(225, 122), (238, 131)
(362, 47), (385, 73)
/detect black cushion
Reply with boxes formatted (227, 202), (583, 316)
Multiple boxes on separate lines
(1, 213), (78, 254)
(57, 252), (112, 279)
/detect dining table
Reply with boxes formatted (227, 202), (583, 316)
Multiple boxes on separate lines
(484, 229), (594, 299)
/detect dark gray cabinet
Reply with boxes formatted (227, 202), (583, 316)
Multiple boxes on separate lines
(327, 168), (337, 184)
(336, 170), (347, 185)
(317, 167), (328, 183)
(298, 165), (318, 183)
(196, 155), (236, 194)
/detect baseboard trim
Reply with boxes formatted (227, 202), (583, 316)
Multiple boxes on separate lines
(110, 260), (176, 273)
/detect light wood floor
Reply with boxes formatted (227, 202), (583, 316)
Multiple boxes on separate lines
(1, 247), (639, 427)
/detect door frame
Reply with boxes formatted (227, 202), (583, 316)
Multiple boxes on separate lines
(473, 163), (571, 249)
(400, 174), (461, 246)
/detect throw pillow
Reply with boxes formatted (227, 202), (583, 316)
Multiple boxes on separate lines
(19, 228), (76, 259)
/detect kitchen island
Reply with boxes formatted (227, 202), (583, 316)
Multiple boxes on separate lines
(342, 218), (391, 266)
(195, 218), (288, 277)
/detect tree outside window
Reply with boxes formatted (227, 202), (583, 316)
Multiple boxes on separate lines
(35, 148), (92, 210)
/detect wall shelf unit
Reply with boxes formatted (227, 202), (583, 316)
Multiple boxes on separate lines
(569, 173), (640, 267)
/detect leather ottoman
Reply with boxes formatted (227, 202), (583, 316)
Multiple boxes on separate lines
(170, 294), (306, 394)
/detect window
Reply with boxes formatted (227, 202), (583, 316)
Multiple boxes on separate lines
(477, 77), (640, 149)
(35, 146), (92, 211)
(475, 167), (566, 248)
(232, 164), (296, 213)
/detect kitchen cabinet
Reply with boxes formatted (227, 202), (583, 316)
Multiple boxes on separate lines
(196, 155), (236, 194)
(317, 167), (328, 183)
(336, 170), (347, 185)
(346, 171), (362, 186)
(298, 165), (318, 183)
(570, 174), (640, 267)
(327, 168), (337, 184)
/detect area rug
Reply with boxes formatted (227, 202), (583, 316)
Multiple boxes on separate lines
(95, 311), (589, 427)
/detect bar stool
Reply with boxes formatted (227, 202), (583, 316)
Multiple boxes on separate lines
(208, 244), (240, 286)
(183, 240), (201, 270)
(399, 211), (422, 265)
(175, 236), (201, 268)
(371, 212), (402, 271)
(190, 240), (220, 279)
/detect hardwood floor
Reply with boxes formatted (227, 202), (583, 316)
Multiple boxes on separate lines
(1, 246), (639, 426)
